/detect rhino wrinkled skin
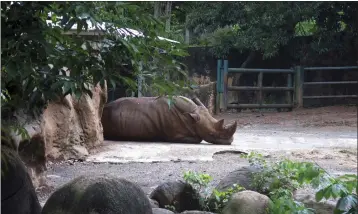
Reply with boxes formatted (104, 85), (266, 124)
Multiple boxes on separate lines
(101, 96), (237, 145)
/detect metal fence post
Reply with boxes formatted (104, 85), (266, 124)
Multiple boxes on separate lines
(286, 73), (293, 108)
(216, 59), (223, 114)
(258, 72), (263, 107)
(137, 74), (142, 97)
(223, 60), (228, 111)
(294, 66), (304, 107)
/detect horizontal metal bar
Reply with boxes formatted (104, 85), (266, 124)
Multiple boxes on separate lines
(303, 81), (358, 85)
(303, 95), (358, 99)
(228, 86), (294, 91)
(304, 66), (358, 71)
(227, 104), (293, 109)
(228, 68), (294, 73)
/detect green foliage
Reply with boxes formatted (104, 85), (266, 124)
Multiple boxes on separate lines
(182, 155), (356, 214)
(1, 1), (189, 147)
(199, 26), (239, 59)
(209, 184), (245, 213)
(164, 205), (177, 213)
(315, 174), (358, 214)
(183, 170), (212, 194)
(182, 171), (245, 213)
(186, 2), (358, 60)
(241, 152), (325, 194)
(268, 192), (315, 214)
(241, 152), (358, 214)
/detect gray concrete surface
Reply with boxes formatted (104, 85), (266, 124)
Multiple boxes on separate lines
(38, 126), (357, 208)
(86, 127), (357, 164)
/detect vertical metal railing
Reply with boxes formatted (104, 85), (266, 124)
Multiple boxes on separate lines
(299, 66), (358, 104)
(216, 59), (295, 112)
(217, 62), (358, 113)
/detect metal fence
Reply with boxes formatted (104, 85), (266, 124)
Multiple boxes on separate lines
(295, 66), (358, 107)
(216, 59), (358, 113)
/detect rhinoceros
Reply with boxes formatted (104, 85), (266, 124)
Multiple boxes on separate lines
(101, 96), (237, 145)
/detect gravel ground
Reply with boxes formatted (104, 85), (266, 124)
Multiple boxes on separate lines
(36, 105), (358, 211)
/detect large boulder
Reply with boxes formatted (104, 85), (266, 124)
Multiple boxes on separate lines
(212, 166), (260, 193)
(42, 175), (152, 214)
(152, 208), (175, 214)
(222, 190), (271, 214)
(1, 145), (42, 214)
(13, 82), (107, 188)
(150, 198), (160, 208)
(149, 181), (201, 212)
(206, 165), (262, 210)
(180, 211), (217, 214)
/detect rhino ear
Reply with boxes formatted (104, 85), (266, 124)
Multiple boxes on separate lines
(189, 113), (200, 123)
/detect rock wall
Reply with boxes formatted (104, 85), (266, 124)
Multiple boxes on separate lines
(191, 82), (216, 115)
(14, 82), (107, 188)
(185, 74), (216, 115)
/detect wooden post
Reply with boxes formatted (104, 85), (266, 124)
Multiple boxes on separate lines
(223, 60), (228, 111)
(286, 73), (292, 109)
(216, 59), (223, 114)
(258, 72), (263, 107)
(294, 66), (304, 107)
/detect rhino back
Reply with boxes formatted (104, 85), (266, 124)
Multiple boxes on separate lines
(102, 97), (184, 141)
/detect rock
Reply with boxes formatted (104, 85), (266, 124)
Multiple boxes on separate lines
(213, 166), (260, 193)
(72, 145), (89, 160)
(150, 181), (201, 212)
(304, 200), (335, 214)
(185, 82), (216, 115)
(41, 81), (107, 160)
(180, 211), (217, 214)
(222, 190), (270, 214)
(152, 208), (175, 214)
(42, 175), (152, 214)
(294, 191), (335, 214)
(150, 198), (160, 208)
(14, 82), (107, 188)
(1, 145), (42, 214)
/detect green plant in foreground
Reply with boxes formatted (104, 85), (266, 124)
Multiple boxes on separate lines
(315, 174), (357, 214)
(209, 184), (246, 212)
(241, 152), (358, 214)
(183, 170), (212, 210)
(268, 191), (315, 214)
(183, 170), (213, 194)
(183, 171), (245, 213)
(164, 204), (177, 212)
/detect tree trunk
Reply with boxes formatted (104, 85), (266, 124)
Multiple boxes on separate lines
(165, 1), (172, 32)
(185, 15), (190, 44)
(154, 2), (161, 18)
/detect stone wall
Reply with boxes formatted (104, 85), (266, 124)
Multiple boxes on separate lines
(14, 82), (107, 188)
(187, 82), (216, 115)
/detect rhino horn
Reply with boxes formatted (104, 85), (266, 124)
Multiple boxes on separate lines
(225, 121), (237, 136)
(215, 119), (225, 130)
(192, 97), (206, 108)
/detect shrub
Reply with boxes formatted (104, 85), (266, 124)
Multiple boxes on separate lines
(241, 152), (357, 214)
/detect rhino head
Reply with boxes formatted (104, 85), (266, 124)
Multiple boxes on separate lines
(175, 96), (237, 145)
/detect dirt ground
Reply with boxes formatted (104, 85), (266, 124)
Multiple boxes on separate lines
(37, 105), (357, 212)
(218, 105), (357, 129)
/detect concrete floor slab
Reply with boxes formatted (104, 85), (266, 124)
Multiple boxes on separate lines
(86, 128), (357, 163)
